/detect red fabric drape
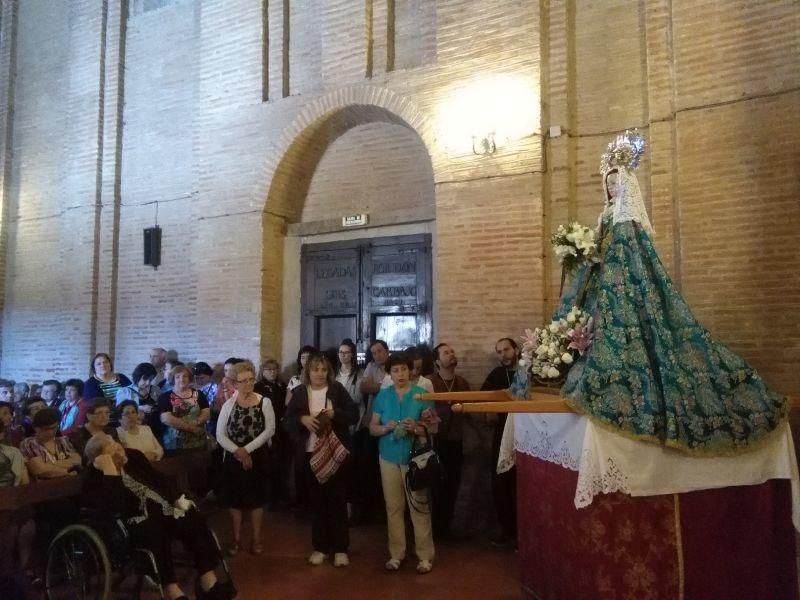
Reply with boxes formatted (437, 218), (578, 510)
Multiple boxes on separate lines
(517, 453), (679, 599)
(679, 479), (798, 600)
(516, 452), (798, 599)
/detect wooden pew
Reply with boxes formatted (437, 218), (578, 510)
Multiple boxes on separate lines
(0, 451), (211, 512)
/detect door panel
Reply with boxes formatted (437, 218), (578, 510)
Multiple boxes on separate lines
(373, 313), (418, 351)
(301, 234), (432, 358)
(317, 316), (357, 351)
(301, 246), (360, 349)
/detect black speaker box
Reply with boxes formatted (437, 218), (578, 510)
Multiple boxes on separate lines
(144, 226), (161, 269)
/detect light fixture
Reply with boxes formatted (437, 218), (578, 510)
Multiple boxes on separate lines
(472, 132), (497, 156)
(437, 74), (539, 156)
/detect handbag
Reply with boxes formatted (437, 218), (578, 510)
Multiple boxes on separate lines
(405, 428), (444, 492)
(310, 431), (349, 484)
(308, 394), (349, 484)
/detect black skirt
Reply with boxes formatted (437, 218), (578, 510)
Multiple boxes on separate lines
(217, 445), (270, 509)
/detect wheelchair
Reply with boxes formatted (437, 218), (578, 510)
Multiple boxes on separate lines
(44, 508), (233, 600)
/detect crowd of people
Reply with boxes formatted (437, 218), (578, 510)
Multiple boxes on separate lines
(0, 338), (522, 597)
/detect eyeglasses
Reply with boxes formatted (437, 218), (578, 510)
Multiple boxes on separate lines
(236, 377), (255, 385)
(338, 350), (352, 355)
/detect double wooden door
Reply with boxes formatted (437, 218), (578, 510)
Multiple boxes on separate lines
(300, 234), (432, 359)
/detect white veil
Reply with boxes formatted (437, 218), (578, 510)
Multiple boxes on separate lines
(603, 167), (654, 237)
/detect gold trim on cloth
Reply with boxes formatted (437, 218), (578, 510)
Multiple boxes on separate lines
(673, 494), (685, 600)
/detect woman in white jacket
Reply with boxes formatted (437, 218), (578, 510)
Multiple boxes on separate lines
(215, 361), (275, 556)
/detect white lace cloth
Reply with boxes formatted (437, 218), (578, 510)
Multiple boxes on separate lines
(497, 413), (586, 474)
(502, 414), (800, 531)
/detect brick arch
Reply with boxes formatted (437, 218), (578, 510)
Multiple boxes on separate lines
(259, 86), (437, 220)
(258, 87), (439, 361)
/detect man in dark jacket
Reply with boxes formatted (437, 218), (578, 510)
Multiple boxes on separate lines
(480, 337), (519, 547)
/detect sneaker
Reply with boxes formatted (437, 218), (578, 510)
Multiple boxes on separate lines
(385, 558), (402, 571)
(333, 553), (349, 567)
(416, 559), (433, 574)
(307, 551), (328, 565)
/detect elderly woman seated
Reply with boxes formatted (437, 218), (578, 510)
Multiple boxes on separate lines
(19, 407), (81, 479)
(82, 434), (235, 600)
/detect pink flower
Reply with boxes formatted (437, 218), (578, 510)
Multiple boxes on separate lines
(567, 317), (594, 355)
(520, 328), (538, 353)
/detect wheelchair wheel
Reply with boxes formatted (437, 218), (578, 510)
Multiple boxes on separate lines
(45, 524), (112, 600)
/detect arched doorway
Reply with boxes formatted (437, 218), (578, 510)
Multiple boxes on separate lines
(260, 100), (436, 366)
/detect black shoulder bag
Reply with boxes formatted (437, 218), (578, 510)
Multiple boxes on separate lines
(405, 425), (444, 493)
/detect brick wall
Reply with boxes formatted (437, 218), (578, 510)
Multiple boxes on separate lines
(0, 0), (797, 399)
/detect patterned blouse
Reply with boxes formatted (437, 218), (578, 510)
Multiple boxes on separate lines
(158, 390), (209, 450)
(226, 401), (266, 447)
(20, 436), (76, 463)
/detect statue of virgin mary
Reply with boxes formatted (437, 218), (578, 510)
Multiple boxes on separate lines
(550, 130), (787, 455)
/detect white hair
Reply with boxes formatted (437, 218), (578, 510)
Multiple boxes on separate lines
(84, 432), (115, 464)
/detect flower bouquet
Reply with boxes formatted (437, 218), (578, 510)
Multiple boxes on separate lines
(519, 306), (594, 386)
(552, 221), (598, 279)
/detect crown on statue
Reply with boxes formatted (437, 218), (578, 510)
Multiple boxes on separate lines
(599, 129), (646, 175)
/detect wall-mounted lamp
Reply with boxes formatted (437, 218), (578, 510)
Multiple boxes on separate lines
(437, 74), (538, 157)
(472, 132), (497, 156)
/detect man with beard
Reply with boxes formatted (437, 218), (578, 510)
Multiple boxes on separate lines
(480, 337), (519, 547)
(430, 343), (470, 539)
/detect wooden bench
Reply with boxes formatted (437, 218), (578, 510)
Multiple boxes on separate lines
(0, 451), (211, 512)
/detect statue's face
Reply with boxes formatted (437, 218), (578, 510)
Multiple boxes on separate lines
(605, 171), (620, 204)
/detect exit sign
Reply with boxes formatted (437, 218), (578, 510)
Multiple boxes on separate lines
(342, 213), (368, 227)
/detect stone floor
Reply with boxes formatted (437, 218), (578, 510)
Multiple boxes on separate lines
(10, 506), (523, 599)
(200, 508), (524, 600)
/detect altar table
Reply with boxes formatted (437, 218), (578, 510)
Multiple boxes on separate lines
(510, 414), (799, 600)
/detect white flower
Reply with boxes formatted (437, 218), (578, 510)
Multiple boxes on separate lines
(547, 366), (561, 378)
(566, 313), (576, 324)
(548, 323), (559, 333)
(555, 245), (577, 259)
(561, 353), (573, 365)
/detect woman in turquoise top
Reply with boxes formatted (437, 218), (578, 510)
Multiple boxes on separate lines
(370, 352), (436, 574)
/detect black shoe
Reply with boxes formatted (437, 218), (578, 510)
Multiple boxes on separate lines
(199, 581), (236, 600)
(489, 534), (514, 548)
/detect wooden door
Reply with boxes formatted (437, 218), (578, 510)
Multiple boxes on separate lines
(300, 234), (432, 359)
